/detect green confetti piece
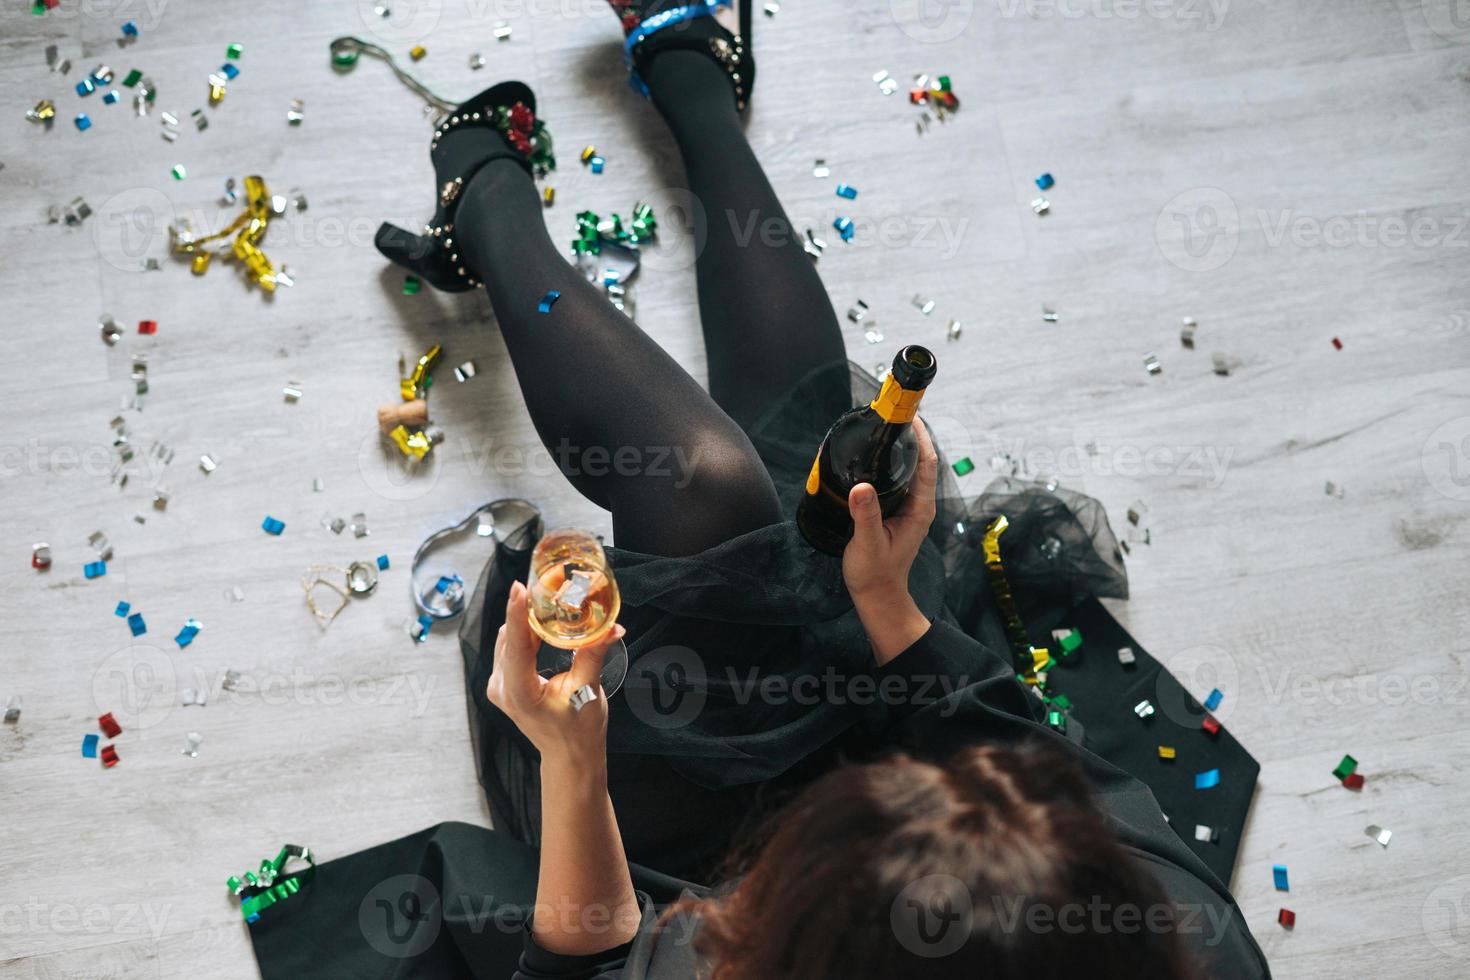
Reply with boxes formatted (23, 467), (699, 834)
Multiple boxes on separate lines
(32, 2), (47, 14)
(122, 69), (143, 87)
(1049, 693), (1072, 711)
(952, 456), (974, 476)
(1047, 709), (1066, 732)
(1058, 629), (1082, 654)
(171, 164), (186, 180)
(227, 43), (243, 59)
(402, 275), (421, 296)
(1332, 754), (1357, 781)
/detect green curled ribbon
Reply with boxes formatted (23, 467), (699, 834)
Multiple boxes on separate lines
(571, 203), (657, 255)
(227, 844), (314, 923)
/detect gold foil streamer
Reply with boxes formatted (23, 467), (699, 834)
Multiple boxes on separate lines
(981, 516), (1050, 683)
(170, 175), (283, 291)
(401, 344), (441, 401)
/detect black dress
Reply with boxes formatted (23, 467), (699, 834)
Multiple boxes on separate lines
(244, 363), (1269, 978)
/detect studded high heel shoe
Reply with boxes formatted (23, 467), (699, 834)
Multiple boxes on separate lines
(604, 0), (754, 112)
(374, 80), (555, 292)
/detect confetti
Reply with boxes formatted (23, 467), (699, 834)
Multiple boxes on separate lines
(1157, 745), (1176, 761)
(182, 732), (203, 757)
(1134, 699), (1155, 719)
(1195, 768), (1220, 790)
(833, 216), (854, 241)
(538, 290), (561, 314)
(102, 90), (120, 105)
(1325, 481), (1345, 498)
(454, 361), (477, 382)
(1194, 825), (1217, 843)
(121, 19), (139, 37)
(1181, 316), (1197, 348)
(181, 687), (207, 706)
(835, 183), (858, 200)
(261, 516), (286, 535)
(1118, 646), (1137, 668)
(1273, 865), (1289, 891)
(75, 113), (92, 131)
(4, 696), (20, 724)
(376, 555), (390, 570)
(27, 99), (56, 124)
(803, 228), (826, 258)
(873, 70), (898, 96)
(952, 456), (975, 476)
(1365, 824), (1392, 848)
(99, 712), (122, 738)
(199, 454), (218, 474)
(1204, 688), (1223, 711)
(287, 98), (305, 125)
(82, 734), (99, 757)
(1144, 353), (1163, 376)
(1202, 715), (1221, 736)
(812, 159), (829, 178)
(174, 618), (202, 648)
(283, 382), (303, 403)
(494, 22), (512, 40)
(1052, 628), (1082, 655)
(77, 78), (96, 96)
(115, 601), (130, 617)
(32, 543), (52, 570)
(127, 613), (147, 637)
(409, 45), (427, 61)
(847, 300), (869, 323)
(469, 52), (485, 69)
(1277, 909), (1295, 929)
(542, 186), (555, 206)
(864, 326), (884, 345)
(1042, 307), (1059, 323)
(123, 69), (142, 87)
(84, 561), (107, 579)
(221, 63), (240, 81)
(1343, 772), (1365, 790)
(911, 294), (936, 315)
(946, 320), (962, 341)
(1331, 337), (1343, 350)
(222, 669), (242, 691)
(589, 155), (605, 174)
(1035, 172), (1054, 190)
(227, 43), (243, 59)
(1332, 754), (1357, 781)
(100, 744), (120, 768)
(350, 512), (369, 539)
(402, 274), (421, 296)
(1030, 196), (1050, 215)
(1211, 352), (1233, 376)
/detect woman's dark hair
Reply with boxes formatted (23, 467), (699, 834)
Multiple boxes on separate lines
(671, 743), (1193, 979)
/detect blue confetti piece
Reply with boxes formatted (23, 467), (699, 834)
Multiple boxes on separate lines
(1273, 864), (1289, 891)
(376, 555), (390, 570)
(1204, 688), (1223, 711)
(84, 560), (106, 579)
(115, 601), (131, 617)
(1195, 768), (1220, 790)
(174, 618), (202, 648)
(537, 290), (561, 314)
(833, 216), (854, 241)
(102, 90), (120, 105)
(589, 155), (605, 174)
(261, 516), (285, 535)
(127, 613), (147, 637)
(413, 614), (435, 644)
(75, 113), (92, 131)
(76, 78), (95, 96)
(835, 183), (858, 200)
(82, 734), (99, 758)
(220, 62), (240, 80)
(121, 19), (139, 36)
(1035, 172), (1055, 190)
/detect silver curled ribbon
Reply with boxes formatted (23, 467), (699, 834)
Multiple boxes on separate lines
(411, 499), (542, 621)
(329, 36), (458, 115)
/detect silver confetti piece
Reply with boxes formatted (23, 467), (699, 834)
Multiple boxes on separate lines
(182, 731), (203, 757)
(3, 695), (20, 723)
(454, 361), (477, 382)
(1366, 824), (1392, 848)
(1144, 353), (1162, 375)
(199, 454), (218, 474)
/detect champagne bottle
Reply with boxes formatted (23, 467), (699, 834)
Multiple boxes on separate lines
(796, 345), (937, 556)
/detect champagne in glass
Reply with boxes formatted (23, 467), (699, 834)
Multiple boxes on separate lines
(526, 528), (629, 697)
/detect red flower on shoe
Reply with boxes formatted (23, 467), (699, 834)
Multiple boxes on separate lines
(510, 132), (533, 156)
(508, 103), (535, 135)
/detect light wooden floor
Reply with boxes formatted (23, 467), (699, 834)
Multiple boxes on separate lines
(2, 1), (1468, 976)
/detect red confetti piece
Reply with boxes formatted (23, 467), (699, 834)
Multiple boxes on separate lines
(138, 320), (158, 335)
(1331, 337), (1342, 350)
(1277, 908), (1295, 929)
(1201, 715), (1221, 736)
(99, 711), (122, 738)
(100, 744), (120, 768)
(1342, 772), (1365, 790)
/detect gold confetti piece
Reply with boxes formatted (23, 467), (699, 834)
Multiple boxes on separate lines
(409, 45), (426, 61)
(27, 99), (55, 123)
(170, 175), (281, 291)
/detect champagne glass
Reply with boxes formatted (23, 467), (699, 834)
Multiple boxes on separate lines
(525, 528), (629, 698)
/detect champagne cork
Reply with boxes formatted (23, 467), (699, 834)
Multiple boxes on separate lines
(378, 399), (428, 434)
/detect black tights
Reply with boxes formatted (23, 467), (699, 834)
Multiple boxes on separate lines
(456, 51), (846, 557)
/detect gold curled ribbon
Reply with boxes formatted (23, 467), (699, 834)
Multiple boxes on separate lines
(982, 516), (1051, 685)
(170, 175), (282, 291)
